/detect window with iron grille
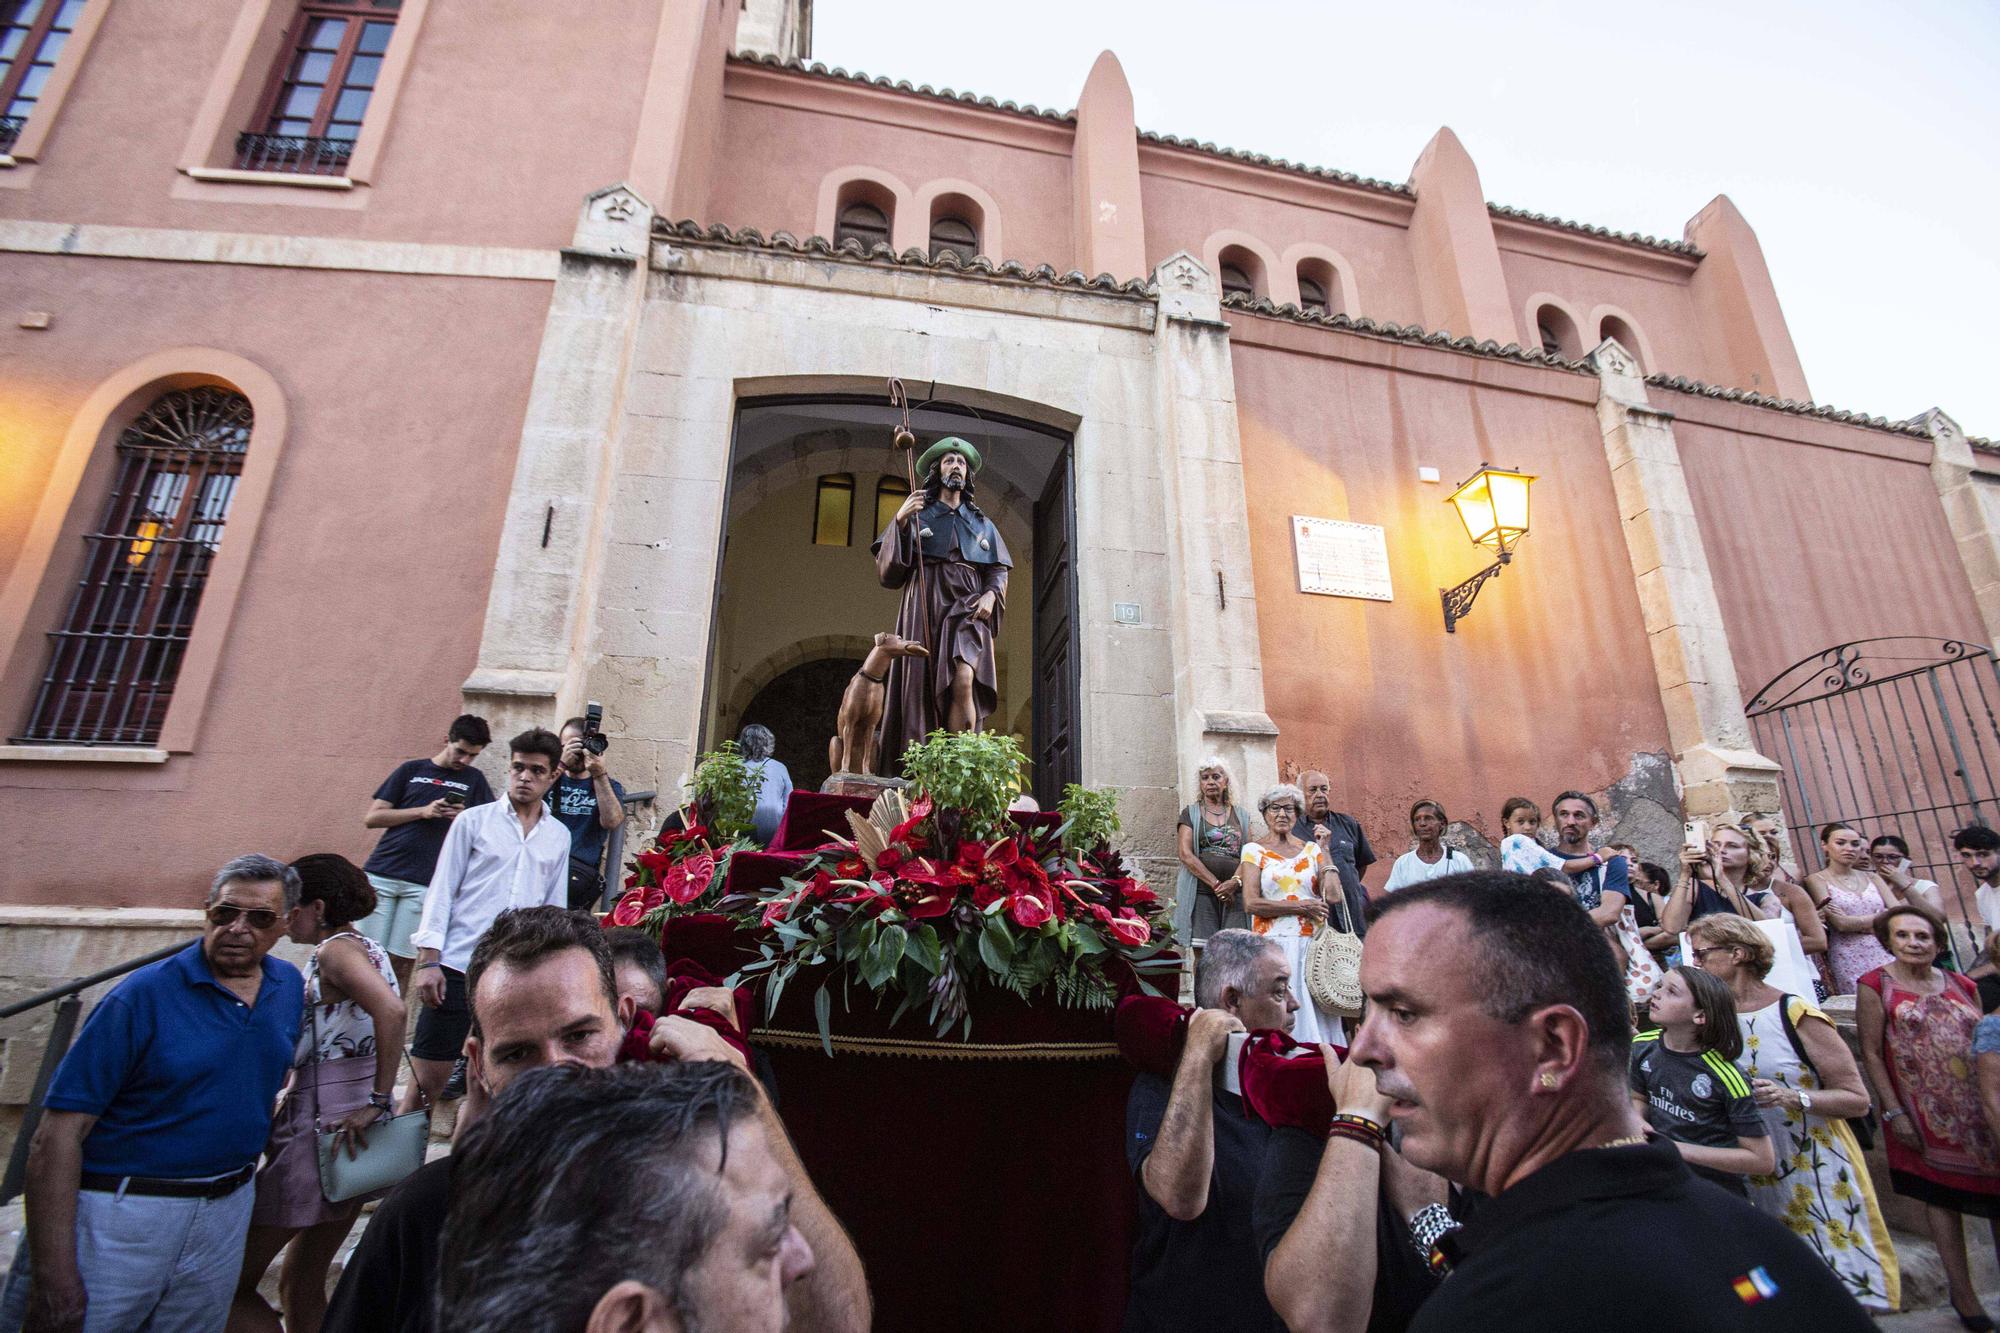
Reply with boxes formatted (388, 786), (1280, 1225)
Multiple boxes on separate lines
(0, 0), (84, 152)
(18, 387), (254, 747)
(237, 0), (399, 174)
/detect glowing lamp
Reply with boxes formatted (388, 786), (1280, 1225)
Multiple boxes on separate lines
(1440, 464), (1536, 633)
(126, 520), (164, 567)
(1445, 465), (1534, 554)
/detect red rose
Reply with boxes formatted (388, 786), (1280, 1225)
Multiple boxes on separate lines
(877, 845), (905, 872)
(1107, 915), (1151, 947)
(609, 892), (647, 927)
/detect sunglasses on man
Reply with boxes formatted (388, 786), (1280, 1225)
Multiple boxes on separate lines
(206, 903), (286, 931)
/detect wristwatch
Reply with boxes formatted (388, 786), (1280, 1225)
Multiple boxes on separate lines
(1408, 1202), (1461, 1277)
(1797, 1090), (1813, 1115)
(367, 1092), (394, 1112)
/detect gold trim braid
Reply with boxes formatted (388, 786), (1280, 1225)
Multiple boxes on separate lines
(751, 1027), (1120, 1061)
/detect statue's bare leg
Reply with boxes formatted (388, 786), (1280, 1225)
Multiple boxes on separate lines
(947, 659), (978, 732)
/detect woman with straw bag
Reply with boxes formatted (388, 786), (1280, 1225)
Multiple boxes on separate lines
(1238, 783), (1350, 1044)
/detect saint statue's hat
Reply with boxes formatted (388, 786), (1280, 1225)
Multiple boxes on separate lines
(917, 436), (983, 477)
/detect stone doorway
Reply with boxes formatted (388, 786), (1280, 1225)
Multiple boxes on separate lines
(739, 656), (864, 794)
(704, 396), (1075, 796)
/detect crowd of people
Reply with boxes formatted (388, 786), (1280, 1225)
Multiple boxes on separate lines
(14, 723), (2000, 1330)
(1151, 756), (2000, 1328)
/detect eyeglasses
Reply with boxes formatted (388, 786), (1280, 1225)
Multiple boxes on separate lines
(207, 903), (283, 931)
(1689, 946), (1735, 961)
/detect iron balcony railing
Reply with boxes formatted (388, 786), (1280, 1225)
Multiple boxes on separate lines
(233, 132), (355, 176)
(0, 116), (25, 154)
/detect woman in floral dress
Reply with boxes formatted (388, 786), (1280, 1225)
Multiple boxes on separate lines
(1688, 914), (1898, 1311)
(1857, 902), (2000, 1329)
(1238, 783), (1345, 1045)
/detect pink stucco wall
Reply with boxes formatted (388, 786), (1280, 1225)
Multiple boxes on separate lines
(1227, 316), (1674, 865)
(1673, 399), (1981, 697)
(1497, 244), (1707, 379)
(0, 256), (547, 906)
(3, 0), (660, 250)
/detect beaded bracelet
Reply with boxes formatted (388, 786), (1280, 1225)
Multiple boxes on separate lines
(1330, 1111), (1387, 1140)
(1324, 1122), (1382, 1151)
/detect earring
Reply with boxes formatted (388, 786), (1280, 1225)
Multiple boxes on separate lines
(1538, 1071), (1558, 1091)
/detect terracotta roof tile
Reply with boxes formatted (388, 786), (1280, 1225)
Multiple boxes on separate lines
(1489, 202), (1703, 258)
(650, 218), (1155, 296)
(729, 53), (1072, 122)
(1136, 130), (1410, 198)
(1645, 374), (1929, 439)
(1218, 292), (1596, 372)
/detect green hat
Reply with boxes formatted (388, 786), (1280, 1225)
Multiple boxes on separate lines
(917, 436), (982, 477)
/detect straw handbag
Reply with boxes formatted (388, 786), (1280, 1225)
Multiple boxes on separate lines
(1305, 880), (1364, 1017)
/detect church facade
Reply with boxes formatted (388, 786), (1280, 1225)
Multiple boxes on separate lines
(3, 0), (1996, 992)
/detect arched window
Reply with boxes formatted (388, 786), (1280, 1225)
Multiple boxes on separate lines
(1535, 304), (1580, 359)
(1297, 274), (1329, 313)
(812, 473), (854, 546)
(873, 475), (910, 537)
(1216, 244), (1263, 301)
(929, 215), (978, 264)
(20, 386), (253, 745)
(834, 201), (889, 250)
(1599, 316), (1644, 370)
(1296, 258), (1340, 316)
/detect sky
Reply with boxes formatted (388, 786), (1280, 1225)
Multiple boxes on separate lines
(814, 0), (2000, 438)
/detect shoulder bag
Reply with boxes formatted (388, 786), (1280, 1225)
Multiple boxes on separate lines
(1775, 993), (1876, 1151)
(307, 961), (431, 1204)
(1305, 866), (1365, 1018)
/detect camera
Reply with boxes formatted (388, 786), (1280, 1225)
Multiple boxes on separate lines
(582, 701), (608, 756)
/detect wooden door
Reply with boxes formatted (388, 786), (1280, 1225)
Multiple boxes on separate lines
(1031, 447), (1080, 808)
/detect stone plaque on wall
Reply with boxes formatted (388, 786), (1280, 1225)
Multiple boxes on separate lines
(1291, 516), (1393, 601)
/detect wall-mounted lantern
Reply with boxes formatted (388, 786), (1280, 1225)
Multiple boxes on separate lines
(1440, 464), (1535, 633)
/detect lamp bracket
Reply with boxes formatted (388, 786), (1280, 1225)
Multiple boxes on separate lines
(1441, 550), (1511, 634)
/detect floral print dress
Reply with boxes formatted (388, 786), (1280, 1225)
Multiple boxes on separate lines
(1241, 841), (1345, 1047)
(1736, 995), (1899, 1311)
(1857, 967), (2000, 1215)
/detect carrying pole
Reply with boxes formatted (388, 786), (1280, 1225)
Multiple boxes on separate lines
(888, 379), (933, 734)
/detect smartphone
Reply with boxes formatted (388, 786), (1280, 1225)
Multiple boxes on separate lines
(1683, 819), (1709, 850)
(442, 791), (467, 808)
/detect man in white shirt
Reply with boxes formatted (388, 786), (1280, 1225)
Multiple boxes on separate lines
(403, 727), (569, 1110)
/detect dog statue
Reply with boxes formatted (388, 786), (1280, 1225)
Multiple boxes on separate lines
(829, 632), (929, 777)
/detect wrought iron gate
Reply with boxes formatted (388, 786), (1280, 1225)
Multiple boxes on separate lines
(1746, 637), (2000, 894)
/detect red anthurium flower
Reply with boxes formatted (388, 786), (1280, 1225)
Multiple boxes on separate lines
(664, 852), (715, 905)
(1007, 889), (1054, 930)
(609, 892), (648, 928)
(1112, 878), (1159, 907)
(760, 894), (796, 930)
(1107, 914), (1151, 947)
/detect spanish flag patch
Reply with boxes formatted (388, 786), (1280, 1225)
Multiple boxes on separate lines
(1731, 1267), (1780, 1304)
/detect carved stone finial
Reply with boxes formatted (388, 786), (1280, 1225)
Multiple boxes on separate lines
(574, 182), (654, 257)
(1153, 251), (1220, 325)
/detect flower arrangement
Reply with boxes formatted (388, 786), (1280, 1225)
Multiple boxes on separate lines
(725, 768), (1176, 1048)
(609, 744), (761, 930)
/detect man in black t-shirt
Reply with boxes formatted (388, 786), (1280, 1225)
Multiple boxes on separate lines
(1124, 929), (1297, 1332)
(1299, 771), (1375, 936)
(357, 714), (493, 994)
(1328, 872), (1871, 1332)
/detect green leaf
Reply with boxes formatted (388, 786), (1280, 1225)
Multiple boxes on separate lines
(814, 982), (833, 1057)
(977, 921), (1014, 975)
(907, 924), (942, 975)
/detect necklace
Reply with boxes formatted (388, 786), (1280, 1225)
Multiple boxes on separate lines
(1593, 1134), (1647, 1150)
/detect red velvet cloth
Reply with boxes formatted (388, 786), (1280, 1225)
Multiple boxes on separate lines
(1111, 997), (1345, 1138)
(756, 998), (1134, 1332)
(768, 791), (872, 851)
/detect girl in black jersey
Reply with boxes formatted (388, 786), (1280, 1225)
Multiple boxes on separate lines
(1629, 965), (1776, 1194)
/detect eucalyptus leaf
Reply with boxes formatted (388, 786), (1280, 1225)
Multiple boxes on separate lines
(814, 982), (833, 1057)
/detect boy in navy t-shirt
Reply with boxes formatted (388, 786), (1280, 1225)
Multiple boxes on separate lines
(358, 714), (493, 992)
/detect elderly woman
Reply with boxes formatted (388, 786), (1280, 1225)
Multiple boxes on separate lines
(1857, 902), (2000, 1328)
(1236, 783), (1345, 1044)
(1688, 914), (1898, 1312)
(738, 723), (793, 848)
(1174, 757), (1250, 943)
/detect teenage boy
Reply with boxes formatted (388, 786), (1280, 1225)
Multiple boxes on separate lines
(359, 715), (494, 994)
(402, 729), (568, 1111)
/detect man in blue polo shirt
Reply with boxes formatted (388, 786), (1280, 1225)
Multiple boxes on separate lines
(1, 854), (305, 1333)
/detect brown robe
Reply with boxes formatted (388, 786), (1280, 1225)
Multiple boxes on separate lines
(872, 498), (1011, 773)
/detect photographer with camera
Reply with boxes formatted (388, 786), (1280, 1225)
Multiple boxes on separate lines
(553, 706), (626, 911)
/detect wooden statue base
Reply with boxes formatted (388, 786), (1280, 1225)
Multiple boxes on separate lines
(819, 771), (906, 798)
